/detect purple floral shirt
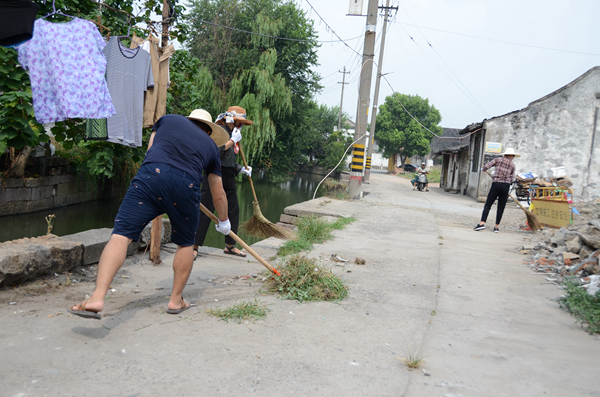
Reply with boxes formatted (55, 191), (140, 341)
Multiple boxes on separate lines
(17, 18), (115, 123)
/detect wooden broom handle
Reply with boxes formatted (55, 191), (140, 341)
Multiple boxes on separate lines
(199, 203), (281, 276)
(238, 144), (258, 202)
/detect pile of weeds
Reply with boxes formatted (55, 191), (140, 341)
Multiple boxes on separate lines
(207, 300), (270, 323)
(263, 255), (348, 302)
(277, 215), (355, 257)
(559, 280), (600, 334)
(323, 178), (348, 200)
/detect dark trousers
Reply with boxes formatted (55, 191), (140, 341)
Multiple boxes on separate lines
(194, 167), (239, 247)
(481, 182), (510, 225)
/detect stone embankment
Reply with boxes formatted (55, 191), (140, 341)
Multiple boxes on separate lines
(0, 219), (171, 288)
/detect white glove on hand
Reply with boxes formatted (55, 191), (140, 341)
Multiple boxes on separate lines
(215, 218), (231, 235)
(240, 166), (252, 178)
(230, 127), (242, 144)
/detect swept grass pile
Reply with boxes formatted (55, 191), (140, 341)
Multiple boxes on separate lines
(207, 300), (270, 323)
(277, 215), (356, 257)
(263, 255), (348, 302)
(559, 280), (600, 334)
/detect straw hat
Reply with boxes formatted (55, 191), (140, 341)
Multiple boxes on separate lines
(215, 106), (254, 126)
(187, 109), (229, 146)
(502, 147), (521, 157)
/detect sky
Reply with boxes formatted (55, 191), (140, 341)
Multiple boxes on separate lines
(296, 0), (600, 129)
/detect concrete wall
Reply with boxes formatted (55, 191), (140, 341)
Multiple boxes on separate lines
(471, 67), (600, 200)
(0, 175), (114, 216)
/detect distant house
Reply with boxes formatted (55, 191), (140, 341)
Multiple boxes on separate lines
(457, 66), (600, 201)
(430, 127), (470, 192)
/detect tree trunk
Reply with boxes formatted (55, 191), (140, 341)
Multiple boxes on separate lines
(8, 146), (33, 178)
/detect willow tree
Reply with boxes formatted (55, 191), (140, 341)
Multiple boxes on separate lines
(186, 0), (319, 170)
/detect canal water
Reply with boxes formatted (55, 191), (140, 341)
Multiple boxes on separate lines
(0, 171), (326, 248)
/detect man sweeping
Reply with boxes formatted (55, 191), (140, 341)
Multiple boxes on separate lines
(68, 110), (231, 319)
(474, 147), (519, 233)
(194, 106), (253, 258)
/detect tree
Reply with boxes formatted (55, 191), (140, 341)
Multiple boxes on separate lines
(375, 93), (442, 165)
(185, 0), (320, 170)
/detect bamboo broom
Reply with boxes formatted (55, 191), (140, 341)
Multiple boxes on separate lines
(199, 203), (281, 276)
(485, 170), (542, 231)
(238, 144), (292, 239)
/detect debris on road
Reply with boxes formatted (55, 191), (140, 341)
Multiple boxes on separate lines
(522, 219), (600, 295)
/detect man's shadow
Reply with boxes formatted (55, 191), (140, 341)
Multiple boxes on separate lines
(71, 270), (211, 339)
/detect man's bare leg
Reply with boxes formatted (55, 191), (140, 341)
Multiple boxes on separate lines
(70, 234), (131, 313)
(168, 245), (194, 310)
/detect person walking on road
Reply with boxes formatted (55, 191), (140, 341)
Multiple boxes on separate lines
(194, 106), (253, 258)
(68, 110), (232, 319)
(474, 148), (519, 233)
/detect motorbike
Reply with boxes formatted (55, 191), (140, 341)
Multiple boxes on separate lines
(416, 173), (428, 191)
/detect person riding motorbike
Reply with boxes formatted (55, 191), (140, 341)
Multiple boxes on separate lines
(415, 162), (429, 191)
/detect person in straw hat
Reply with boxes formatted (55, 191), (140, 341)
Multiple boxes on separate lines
(194, 106), (253, 258)
(474, 147), (520, 233)
(68, 110), (231, 319)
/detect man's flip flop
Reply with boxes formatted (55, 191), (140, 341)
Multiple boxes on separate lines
(167, 297), (197, 315)
(67, 299), (101, 320)
(224, 246), (246, 257)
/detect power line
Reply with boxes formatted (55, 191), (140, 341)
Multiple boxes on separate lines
(398, 22), (600, 57)
(304, 0), (362, 57)
(394, 9), (489, 119)
(394, 24), (489, 118)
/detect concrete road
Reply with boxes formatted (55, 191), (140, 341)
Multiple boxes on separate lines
(0, 173), (598, 397)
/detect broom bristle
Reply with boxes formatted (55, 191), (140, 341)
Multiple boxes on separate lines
(525, 210), (543, 231)
(241, 201), (293, 239)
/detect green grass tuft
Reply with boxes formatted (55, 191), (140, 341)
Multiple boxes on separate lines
(559, 280), (600, 334)
(401, 352), (425, 369)
(207, 300), (271, 323)
(263, 255), (348, 302)
(277, 215), (356, 256)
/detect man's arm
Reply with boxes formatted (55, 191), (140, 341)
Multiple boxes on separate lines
(147, 131), (156, 151)
(207, 173), (228, 221)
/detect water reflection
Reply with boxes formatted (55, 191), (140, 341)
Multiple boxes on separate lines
(0, 171), (326, 247)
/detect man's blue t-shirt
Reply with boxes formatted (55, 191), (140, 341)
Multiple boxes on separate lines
(144, 115), (221, 184)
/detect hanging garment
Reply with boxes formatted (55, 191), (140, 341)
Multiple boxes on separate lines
(16, 18), (116, 123)
(104, 36), (153, 148)
(0, 0), (39, 47)
(130, 34), (175, 128)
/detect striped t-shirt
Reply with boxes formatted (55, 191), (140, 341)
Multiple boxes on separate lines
(104, 36), (153, 148)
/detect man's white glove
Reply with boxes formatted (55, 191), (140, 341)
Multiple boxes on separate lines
(240, 166), (252, 178)
(215, 218), (231, 235)
(230, 127), (242, 144)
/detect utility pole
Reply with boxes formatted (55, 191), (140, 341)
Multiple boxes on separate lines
(363, 0), (397, 183)
(150, 0), (172, 265)
(348, 0), (378, 199)
(337, 67), (350, 131)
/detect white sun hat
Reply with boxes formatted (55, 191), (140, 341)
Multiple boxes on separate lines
(502, 147), (521, 157)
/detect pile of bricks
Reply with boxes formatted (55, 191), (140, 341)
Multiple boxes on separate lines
(522, 222), (600, 295)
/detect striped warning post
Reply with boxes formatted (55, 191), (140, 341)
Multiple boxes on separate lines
(365, 156), (371, 170)
(351, 144), (365, 172)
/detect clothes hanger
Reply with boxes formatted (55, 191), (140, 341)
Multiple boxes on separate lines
(42, 0), (76, 20)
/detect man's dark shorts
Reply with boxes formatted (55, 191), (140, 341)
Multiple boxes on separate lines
(112, 163), (201, 246)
